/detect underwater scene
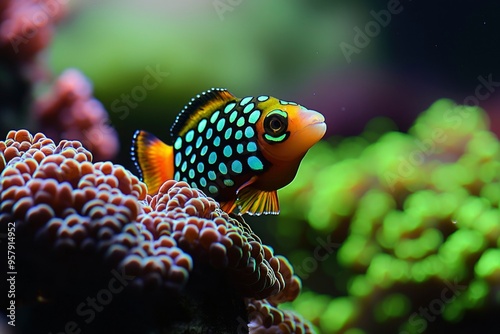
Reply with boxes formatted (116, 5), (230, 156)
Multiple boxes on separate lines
(1, 0), (499, 333)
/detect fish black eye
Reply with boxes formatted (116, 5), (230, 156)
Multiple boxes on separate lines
(270, 117), (283, 132)
(264, 114), (287, 136)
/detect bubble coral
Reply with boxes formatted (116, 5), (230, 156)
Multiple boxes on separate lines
(277, 99), (500, 333)
(0, 129), (311, 333)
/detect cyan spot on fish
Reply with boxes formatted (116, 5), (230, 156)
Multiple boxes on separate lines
(247, 142), (257, 152)
(223, 145), (232, 158)
(174, 137), (182, 150)
(210, 110), (220, 123)
(201, 145), (208, 156)
(198, 119), (208, 133)
(235, 130), (243, 140)
(248, 156), (264, 171)
(186, 130), (195, 143)
(175, 152), (182, 167)
(245, 126), (255, 138)
(224, 102), (236, 114)
(236, 117), (246, 127)
(219, 162), (228, 174)
(257, 95), (269, 102)
(213, 136), (221, 147)
(239, 96), (252, 106)
(229, 110), (238, 123)
(243, 103), (255, 114)
(209, 185), (218, 194)
(200, 177), (207, 187)
(232, 160), (243, 174)
(224, 128), (233, 140)
(248, 110), (261, 124)
(196, 136), (203, 148)
(197, 162), (204, 173)
(206, 128), (214, 140)
(216, 118), (226, 132)
(209, 152), (217, 164)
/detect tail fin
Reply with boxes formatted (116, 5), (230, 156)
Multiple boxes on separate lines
(132, 130), (174, 195)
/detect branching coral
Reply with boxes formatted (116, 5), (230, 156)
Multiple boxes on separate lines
(0, 129), (311, 333)
(277, 100), (500, 333)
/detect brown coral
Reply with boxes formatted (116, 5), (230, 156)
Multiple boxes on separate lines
(0, 129), (310, 333)
(0, 130), (193, 293)
(138, 179), (293, 298)
(247, 299), (314, 334)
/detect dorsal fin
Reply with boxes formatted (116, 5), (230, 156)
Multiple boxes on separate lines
(170, 88), (237, 138)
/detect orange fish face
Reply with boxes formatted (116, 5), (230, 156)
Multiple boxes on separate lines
(255, 98), (327, 164)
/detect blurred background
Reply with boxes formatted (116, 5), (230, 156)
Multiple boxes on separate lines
(1, 0), (500, 333)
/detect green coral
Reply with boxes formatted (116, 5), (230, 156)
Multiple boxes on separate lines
(278, 99), (500, 333)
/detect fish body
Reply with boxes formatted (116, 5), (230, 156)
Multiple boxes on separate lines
(132, 88), (326, 215)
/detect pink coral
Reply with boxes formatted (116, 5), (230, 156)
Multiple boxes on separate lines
(32, 69), (119, 161)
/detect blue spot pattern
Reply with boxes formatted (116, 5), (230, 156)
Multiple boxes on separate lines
(172, 95), (270, 196)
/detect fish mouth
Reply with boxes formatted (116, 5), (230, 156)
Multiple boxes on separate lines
(298, 109), (327, 139)
(305, 110), (325, 126)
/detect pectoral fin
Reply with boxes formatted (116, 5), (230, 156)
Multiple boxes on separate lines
(235, 177), (280, 215)
(220, 199), (237, 214)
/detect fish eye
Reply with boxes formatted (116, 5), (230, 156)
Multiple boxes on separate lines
(270, 117), (283, 131)
(264, 114), (287, 136)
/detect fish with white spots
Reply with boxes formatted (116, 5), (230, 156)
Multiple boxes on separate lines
(132, 88), (326, 215)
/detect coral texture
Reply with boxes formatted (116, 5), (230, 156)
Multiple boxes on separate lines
(0, 129), (311, 333)
(277, 100), (500, 333)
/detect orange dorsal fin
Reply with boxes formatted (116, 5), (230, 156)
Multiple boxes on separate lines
(235, 177), (280, 215)
(132, 130), (174, 195)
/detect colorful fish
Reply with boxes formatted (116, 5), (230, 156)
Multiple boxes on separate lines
(132, 88), (326, 215)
